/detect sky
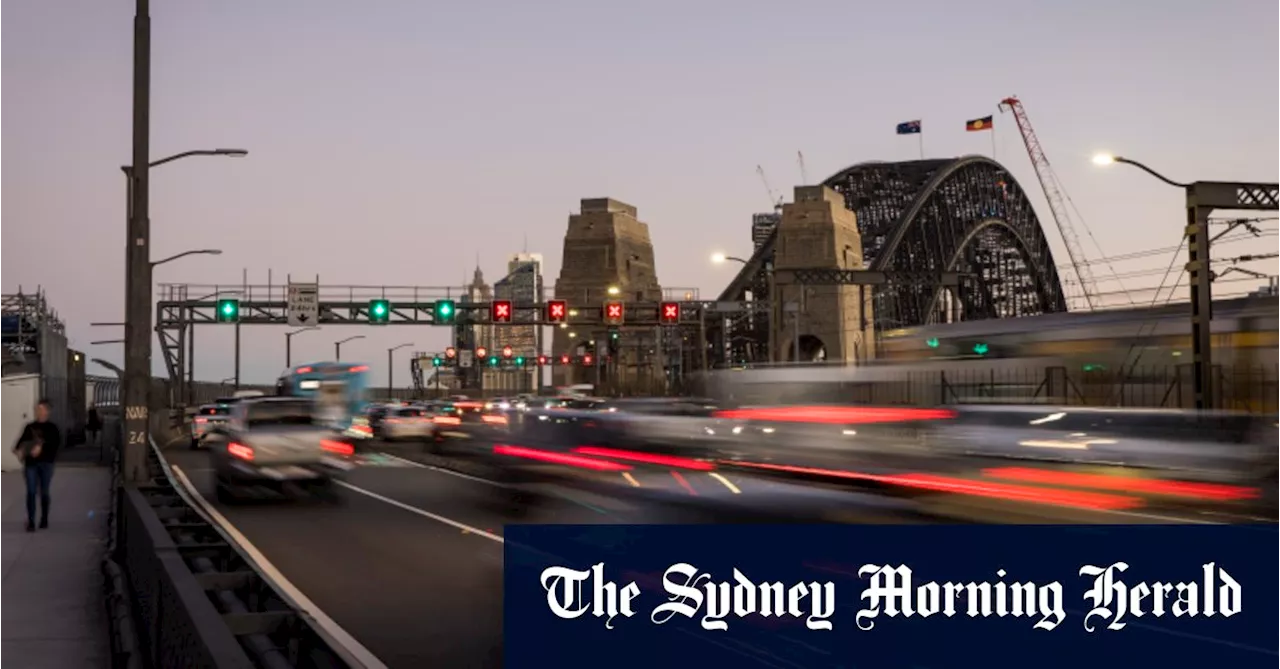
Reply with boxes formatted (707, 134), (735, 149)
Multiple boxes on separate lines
(4, 0), (1278, 386)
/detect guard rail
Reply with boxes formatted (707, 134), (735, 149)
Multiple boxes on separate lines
(106, 425), (370, 668)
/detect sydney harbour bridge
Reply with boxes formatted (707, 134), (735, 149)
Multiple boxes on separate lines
(706, 154), (1068, 367)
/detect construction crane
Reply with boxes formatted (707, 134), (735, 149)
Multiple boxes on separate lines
(797, 151), (810, 186)
(756, 165), (784, 211)
(999, 96), (1098, 310)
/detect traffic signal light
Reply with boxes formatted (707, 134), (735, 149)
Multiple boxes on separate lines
(973, 342), (989, 356)
(515, 356), (525, 367)
(476, 346), (488, 359)
(488, 356), (500, 367)
(537, 355), (548, 366)
(434, 300), (456, 324)
(491, 300), (512, 323)
(559, 354), (570, 365)
(925, 338), (940, 349)
(369, 299), (390, 324)
(445, 346), (457, 359)
(216, 298), (240, 323)
(659, 302), (680, 324)
(582, 354), (594, 366)
(502, 345), (513, 359)
(431, 356), (443, 367)
(604, 300), (624, 325)
(546, 300), (567, 323)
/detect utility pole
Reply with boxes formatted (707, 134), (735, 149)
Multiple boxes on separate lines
(122, 0), (151, 482)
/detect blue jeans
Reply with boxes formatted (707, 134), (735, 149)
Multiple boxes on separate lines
(24, 462), (54, 526)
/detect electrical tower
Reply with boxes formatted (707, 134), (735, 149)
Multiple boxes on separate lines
(999, 96), (1098, 310)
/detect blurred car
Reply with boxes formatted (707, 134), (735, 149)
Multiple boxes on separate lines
(380, 405), (434, 442)
(190, 402), (233, 450)
(206, 397), (355, 503)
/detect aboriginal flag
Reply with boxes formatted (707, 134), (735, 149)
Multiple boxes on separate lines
(966, 116), (994, 132)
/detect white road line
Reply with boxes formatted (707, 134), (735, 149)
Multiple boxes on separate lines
(1102, 508), (1223, 525)
(374, 452), (509, 487)
(169, 465), (389, 669)
(335, 480), (506, 544)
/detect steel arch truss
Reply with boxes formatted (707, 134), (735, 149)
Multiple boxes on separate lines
(824, 156), (1067, 328)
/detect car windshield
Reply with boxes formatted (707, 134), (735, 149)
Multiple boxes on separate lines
(395, 408), (425, 417)
(246, 400), (315, 427)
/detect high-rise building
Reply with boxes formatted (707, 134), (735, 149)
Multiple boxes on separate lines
(752, 212), (781, 251)
(463, 265), (495, 389)
(493, 253), (544, 393)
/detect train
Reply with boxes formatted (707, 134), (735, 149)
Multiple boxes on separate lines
(706, 296), (1278, 413)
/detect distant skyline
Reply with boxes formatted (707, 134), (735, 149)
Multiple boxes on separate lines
(3, 0), (1277, 386)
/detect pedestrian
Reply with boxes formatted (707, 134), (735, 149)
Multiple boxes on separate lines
(12, 399), (61, 532)
(87, 404), (102, 448)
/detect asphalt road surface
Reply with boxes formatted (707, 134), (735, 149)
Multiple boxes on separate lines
(162, 438), (1271, 668)
(163, 442), (937, 668)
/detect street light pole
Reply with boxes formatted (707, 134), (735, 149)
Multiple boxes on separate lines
(335, 335), (365, 362)
(1094, 154), (1279, 410)
(387, 343), (413, 399)
(285, 327), (319, 368)
(122, 0), (153, 482)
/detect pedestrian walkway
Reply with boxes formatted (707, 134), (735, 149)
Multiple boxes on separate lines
(2, 464), (111, 668)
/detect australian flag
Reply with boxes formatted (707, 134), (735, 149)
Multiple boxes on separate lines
(896, 120), (922, 135)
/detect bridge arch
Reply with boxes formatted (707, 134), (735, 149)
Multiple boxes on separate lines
(822, 155), (1067, 328)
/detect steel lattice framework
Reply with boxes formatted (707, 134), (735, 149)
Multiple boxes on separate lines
(720, 155), (1068, 327)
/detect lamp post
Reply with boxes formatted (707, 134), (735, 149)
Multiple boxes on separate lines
(284, 327), (319, 368)
(121, 0), (249, 485)
(151, 248), (222, 268)
(387, 343), (414, 399)
(1094, 153), (1279, 410)
(335, 335), (365, 362)
(713, 252), (775, 364)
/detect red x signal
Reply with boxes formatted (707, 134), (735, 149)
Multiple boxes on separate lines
(546, 300), (567, 322)
(583, 354), (594, 366)
(660, 302), (680, 324)
(604, 301), (624, 325)
(492, 300), (512, 323)
(537, 355), (548, 366)
(559, 354), (571, 365)
(476, 346), (488, 359)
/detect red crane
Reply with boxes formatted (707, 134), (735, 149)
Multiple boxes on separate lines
(999, 96), (1098, 310)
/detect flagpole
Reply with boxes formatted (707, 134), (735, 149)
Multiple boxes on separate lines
(990, 128), (997, 160)
(918, 133), (924, 159)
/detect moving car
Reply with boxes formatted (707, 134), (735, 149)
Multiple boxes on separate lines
(206, 397), (354, 503)
(190, 402), (233, 449)
(380, 405), (434, 441)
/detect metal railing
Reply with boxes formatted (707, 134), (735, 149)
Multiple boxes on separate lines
(104, 418), (366, 668)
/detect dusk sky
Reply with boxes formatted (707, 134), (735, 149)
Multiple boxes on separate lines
(4, 0), (1277, 386)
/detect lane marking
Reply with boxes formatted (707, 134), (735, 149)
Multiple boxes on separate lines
(335, 480), (506, 544)
(169, 465), (389, 669)
(374, 452), (509, 487)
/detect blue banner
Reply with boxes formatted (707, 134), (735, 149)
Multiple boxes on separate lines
(505, 525), (1277, 669)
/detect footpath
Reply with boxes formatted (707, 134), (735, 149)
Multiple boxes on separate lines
(2, 462), (112, 668)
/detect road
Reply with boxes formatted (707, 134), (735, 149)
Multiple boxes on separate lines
(161, 437), (1272, 668)
(162, 441), (937, 668)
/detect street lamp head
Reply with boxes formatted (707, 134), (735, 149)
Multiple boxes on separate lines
(1092, 153), (1117, 166)
(710, 252), (728, 264)
(216, 149), (249, 158)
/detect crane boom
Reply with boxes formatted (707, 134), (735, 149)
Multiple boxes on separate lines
(797, 151), (810, 186)
(756, 165), (783, 210)
(999, 96), (1097, 310)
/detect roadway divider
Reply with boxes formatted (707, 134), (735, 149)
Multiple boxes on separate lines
(106, 428), (379, 669)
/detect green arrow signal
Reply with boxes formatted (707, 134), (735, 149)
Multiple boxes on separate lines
(925, 338), (940, 348)
(973, 343), (989, 356)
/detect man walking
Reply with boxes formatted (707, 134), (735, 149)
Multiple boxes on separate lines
(12, 399), (61, 532)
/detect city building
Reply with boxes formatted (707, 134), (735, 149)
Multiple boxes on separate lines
(492, 253), (544, 393)
(462, 265), (495, 389)
(751, 211), (780, 252)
